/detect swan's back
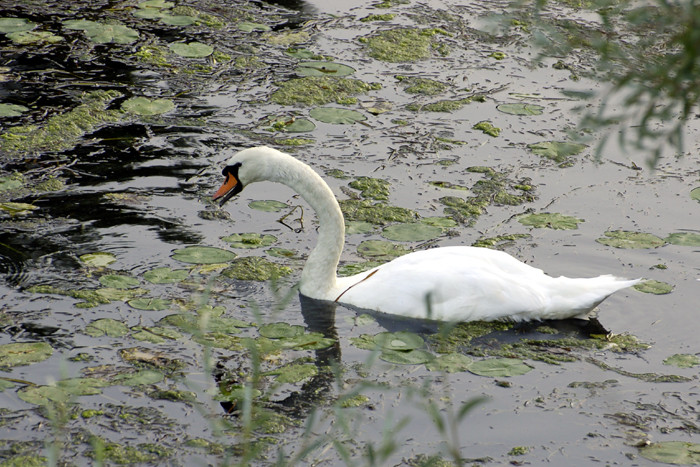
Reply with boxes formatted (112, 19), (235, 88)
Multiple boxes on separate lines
(337, 246), (639, 322)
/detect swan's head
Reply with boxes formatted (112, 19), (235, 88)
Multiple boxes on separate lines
(212, 146), (283, 206)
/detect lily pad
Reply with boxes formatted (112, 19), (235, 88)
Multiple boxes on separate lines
(596, 230), (665, 249)
(266, 363), (318, 383)
(160, 15), (198, 26)
(309, 107), (367, 124)
(528, 141), (587, 163)
(379, 349), (434, 365)
(357, 240), (409, 260)
(421, 217), (458, 228)
(0, 202), (38, 215)
(374, 331), (424, 350)
(143, 267), (189, 284)
(269, 117), (316, 133)
(259, 322), (305, 339)
(381, 222), (442, 242)
(7, 30), (63, 45)
(238, 21), (271, 32)
(634, 280), (673, 295)
(0, 176), (23, 191)
(665, 232), (700, 246)
(497, 103), (545, 116)
(663, 354), (700, 368)
(99, 275), (140, 289)
(222, 233), (277, 249)
(467, 358), (533, 377)
(63, 20), (139, 44)
(639, 441), (700, 465)
(0, 17), (36, 33)
(0, 342), (53, 368)
(112, 369), (164, 386)
(297, 61), (355, 77)
(131, 326), (182, 343)
(169, 41), (214, 58)
(0, 103), (29, 117)
(138, 0), (175, 7)
(338, 261), (382, 277)
(122, 97), (175, 116)
(128, 298), (171, 311)
(426, 353), (474, 373)
(80, 252), (117, 267)
(248, 200), (288, 212)
(222, 257), (292, 281)
(346, 220), (375, 234)
(691, 187), (700, 202)
(84, 318), (129, 338)
(518, 212), (583, 230)
(18, 377), (107, 405)
(171, 246), (236, 264)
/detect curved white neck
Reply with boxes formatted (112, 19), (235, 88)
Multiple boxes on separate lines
(266, 156), (344, 299)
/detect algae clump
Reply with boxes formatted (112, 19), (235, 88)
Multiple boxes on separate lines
(271, 76), (380, 106)
(0, 90), (123, 155)
(339, 199), (418, 225)
(222, 257), (292, 281)
(361, 28), (450, 62)
(349, 176), (390, 200)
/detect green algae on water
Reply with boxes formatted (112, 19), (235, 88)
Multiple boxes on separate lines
(473, 120), (501, 137)
(222, 256), (292, 281)
(349, 176), (390, 200)
(361, 28), (451, 62)
(340, 199), (418, 225)
(271, 76), (380, 106)
(0, 90), (123, 155)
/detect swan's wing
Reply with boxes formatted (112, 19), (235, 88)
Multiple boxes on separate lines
(338, 246), (551, 321)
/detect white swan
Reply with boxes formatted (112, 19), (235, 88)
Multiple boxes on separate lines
(213, 146), (640, 322)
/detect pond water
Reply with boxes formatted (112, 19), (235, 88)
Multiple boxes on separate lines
(0, 0), (699, 465)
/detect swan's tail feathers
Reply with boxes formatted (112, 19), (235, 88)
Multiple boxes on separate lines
(545, 275), (642, 319)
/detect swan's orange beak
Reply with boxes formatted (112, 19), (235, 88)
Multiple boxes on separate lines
(212, 171), (242, 206)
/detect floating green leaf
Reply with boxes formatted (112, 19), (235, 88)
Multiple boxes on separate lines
(80, 252), (117, 267)
(297, 61), (355, 77)
(169, 41), (214, 58)
(528, 141), (587, 163)
(18, 377), (107, 405)
(0, 176), (23, 191)
(99, 274), (140, 289)
(128, 298), (171, 311)
(691, 187), (700, 202)
(222, 257), (292, 281)
(63, 20), (139, 44)
(379, 349), (434, 365)
(131, 326), (182, 343)
(596, 230), (665, 249)
(222, 233), (277, 249)
(138, 0), (175, 8)
(7, 30), (63, 45)
(421, 217), (458, 228)
(0, 17), (36, 33)
(381, 222), (442, 241)
(518, 212), (583, 230)
(374, 331), (424, 350)
(160, 15), (197, 26)
(467, 358), (533, 377)
(346, 220), (375, 234)
(0, 342), (52, 368)
(357, 240), (409, 260)
(238, 21), (271, 32)
(84, 318), (129, 338)
(497, 103), (545, 116)
(663, 354), (700, 368)
(634, 280), (673, 295)
(426, 353), (474, 373)
(639, 441), (700, 465)
(0, 103), (29, 117)
(285, 47), (315, 59)
(473, 120), (500, 137)
(310, 107), (367, 124)
(248, 200), (288, 212)
(270, 117), (316, 133)
(0, 201), (38, 215)
(143, 267), (189, 284)
(267, 363), (318, 383)
(122, 97), (175, 116)
(112, 369), (164, 386)
(259, 322), (305, 339)
(171, 246), (236, 264)
(665, 232), (700, 246)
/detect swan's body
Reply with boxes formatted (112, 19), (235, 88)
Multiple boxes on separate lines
(214, 146), (640, 322)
